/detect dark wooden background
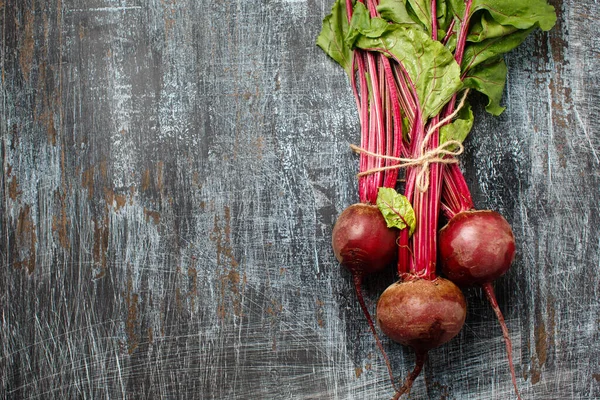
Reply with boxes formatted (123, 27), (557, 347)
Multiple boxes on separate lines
(2, 1), (599, 399)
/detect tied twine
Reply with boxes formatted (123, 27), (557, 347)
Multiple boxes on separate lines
(350, 141), (463, 192)
(351, 90), (470, 192)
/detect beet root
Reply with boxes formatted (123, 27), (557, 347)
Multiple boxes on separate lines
(439, 210), (521, 399)
(376, 277), (467, 352)
(377, 278), (466, 396)
(439, 210), (515, 286)
(332, 203), (398, 276)
(332, 203), (399, 393)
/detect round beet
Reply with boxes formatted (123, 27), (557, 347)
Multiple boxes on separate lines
(439, 210), (521, 399)
(332, 203), (398, 276)
(331, 203), (399, 393)
(439, 210), (515, 286)
(376, 278), (466, 352)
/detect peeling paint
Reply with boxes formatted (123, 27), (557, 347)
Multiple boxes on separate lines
(124, 275), (140, 355)
(14, 204), (36, 274)
(8, 175), (20, 200)
(143, 208), (160, 225)
(18, 8), (34, 82)
(51, 191), (70, 249)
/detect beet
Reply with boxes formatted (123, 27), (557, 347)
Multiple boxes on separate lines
(332, 203), (398, 276)
(332, 203), (399, 392)
(439, 210), (515, 286)
(439, 209), (521, 399)
(377, 277), (466, 396)
(377, 277), (466, 352)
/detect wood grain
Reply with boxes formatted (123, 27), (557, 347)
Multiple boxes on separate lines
(1, 0), (599, 399)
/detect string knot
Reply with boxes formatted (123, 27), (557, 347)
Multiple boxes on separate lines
(351, 89), (470, 192)
(350, 141), (464, 192)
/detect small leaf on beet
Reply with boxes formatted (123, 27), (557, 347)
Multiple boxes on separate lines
(376, 187), (416, 235)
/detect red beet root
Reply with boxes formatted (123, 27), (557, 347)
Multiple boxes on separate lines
(439, 210), (515, 287)
(332, 203), (399, 392)
(439, 209), (521, 399)
(377, 277), (466, 351)
(377, 277), (466, 395)
(332, 203), (398, 277)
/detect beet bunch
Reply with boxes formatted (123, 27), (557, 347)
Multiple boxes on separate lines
(318, 0), (556, 398)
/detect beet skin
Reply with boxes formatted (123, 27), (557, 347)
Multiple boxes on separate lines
(376, 278), (466, 352)
(332, 203), (398, 276)
(439, 210), (516, 286)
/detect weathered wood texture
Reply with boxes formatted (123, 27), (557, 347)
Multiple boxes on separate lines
(1, 0), (599, 399)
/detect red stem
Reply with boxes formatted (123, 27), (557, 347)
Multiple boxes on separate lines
(442, 163), (474, 219)
(482, 282), (521, 400)
(394, 65), (417, 125)
(441, 0), (472, 119)
(400, 22), (439, 277)
(411, 119), (443, 278)
(440, 0), (475, 215)
(352, 0), (392, 203)
(345, 0), (372, 203)
(398, 118), (422, 276)
(370, 52), (386, 201)
(425, 0), (441, 275)
(442, 19), (456, 46)
(366, 0), (379, 16)
(381, 57), (406, 188)
(357, 53), (370, 203)
(454, 0), (472, 68)
(431, 0), (438, 40)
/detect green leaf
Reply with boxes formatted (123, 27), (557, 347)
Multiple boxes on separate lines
(448, 0), (556, 32)
(471, 0), (557, 31)
(436, 1), (453, 32)
(468, 11), (519, 42)
(458, 0), (556, 114)
(316, 0), (353, 76)
(346, 2), (390, 48)
(406, 0), (432, 33)
(447, 0), (466, 21)
(376, 0), (451, 34)
(461, 27), (534, 74)
(350, 20), (463, 118)
(463, 57), (508, 116)
(377, 0), (423, 29)
(376, 187), (416, 235)
(440, 100), (474, 149)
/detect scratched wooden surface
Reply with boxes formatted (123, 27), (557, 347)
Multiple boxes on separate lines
(1, 1), (599, 399)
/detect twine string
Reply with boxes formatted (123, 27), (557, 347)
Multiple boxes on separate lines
(420, 89), (470, 155)
(350, 141), (464, 192)
(352, 90), (470, 192)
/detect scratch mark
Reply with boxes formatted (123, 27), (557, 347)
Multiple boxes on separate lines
(573, 104), (600, 164)
(114, 349), (126, 399)
(67, 6), (143, 13)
